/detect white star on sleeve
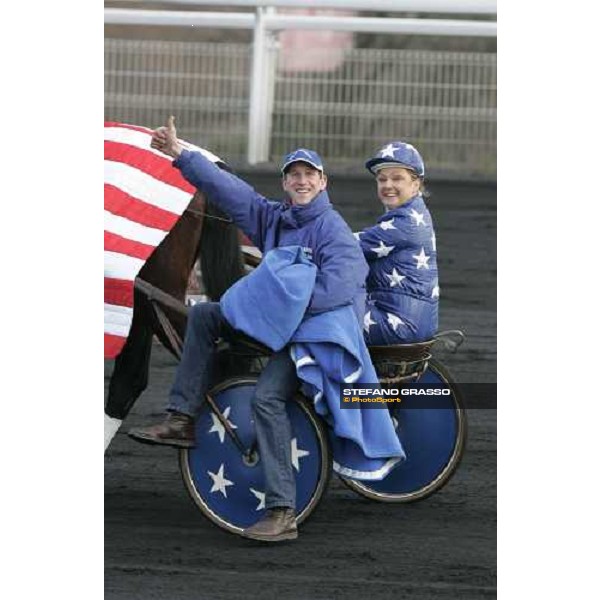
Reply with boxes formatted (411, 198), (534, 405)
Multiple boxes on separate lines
(364, 311), (377, 333)
(208, 464), (234, 498)
(431, 284), (440, 299)
(379, 143), (398, 158)
(409, 208), (426, 226)
(371, 240), (394, 258)
(208, 406), (238, 443)
(386, 313), (404, 332)
(291, 438), (310, 472)
(353, 231), (361, 240)
(412, 247), (431, 269)
(379, 219), (396, 231)
(249, 488), (266, 511)
(384, 268), (406, 287)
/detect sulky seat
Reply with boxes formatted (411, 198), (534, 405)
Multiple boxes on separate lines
(368, 339), (434, 362)
(368, 340), (435, 384)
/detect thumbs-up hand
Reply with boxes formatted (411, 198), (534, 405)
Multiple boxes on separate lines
(166, 115), (176, 134)
(151, 115), (183, 158)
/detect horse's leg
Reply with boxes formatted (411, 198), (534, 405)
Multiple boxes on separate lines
(104, 295), (153, 449)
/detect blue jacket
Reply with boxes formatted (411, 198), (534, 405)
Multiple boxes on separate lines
(174, 150), (368, 321)
(221, 246), (405, 480)
(356, 194), (439, 344)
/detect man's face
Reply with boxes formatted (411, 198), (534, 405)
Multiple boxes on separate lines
(375, 166), (420, 209)
(282, 162), (327, 206)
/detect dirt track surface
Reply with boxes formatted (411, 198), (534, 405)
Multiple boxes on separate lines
(105, 179), (497, 599)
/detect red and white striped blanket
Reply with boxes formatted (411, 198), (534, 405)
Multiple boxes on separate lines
(104, 122), (222, 359)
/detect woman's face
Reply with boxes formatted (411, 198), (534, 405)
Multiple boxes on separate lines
(375, 166), (421, 209)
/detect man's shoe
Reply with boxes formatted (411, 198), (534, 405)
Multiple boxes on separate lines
(241, 508), (298, 542)
(128, 412), (195, 448)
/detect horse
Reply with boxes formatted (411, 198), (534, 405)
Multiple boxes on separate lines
(104, 189), (246, 449)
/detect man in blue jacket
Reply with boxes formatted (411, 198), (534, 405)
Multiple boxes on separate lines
(129, 117), (368, 542)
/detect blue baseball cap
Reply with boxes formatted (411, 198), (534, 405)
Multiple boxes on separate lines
(365, 141), (425, 178)
(281, 148), (324, 174)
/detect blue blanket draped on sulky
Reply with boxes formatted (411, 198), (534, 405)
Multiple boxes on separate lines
(221, 246), (405, 480)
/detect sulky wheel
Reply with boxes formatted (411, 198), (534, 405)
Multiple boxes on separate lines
(340, 359), (467, 503)
(179, 376), (331, 534)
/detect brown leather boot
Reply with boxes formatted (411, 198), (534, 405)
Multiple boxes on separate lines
(241, 508), (298, 542)
(127, 412), (195, 448)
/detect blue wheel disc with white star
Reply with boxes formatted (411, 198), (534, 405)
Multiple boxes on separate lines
(340, 359), (467, 502)
(179, 377), (331, 534)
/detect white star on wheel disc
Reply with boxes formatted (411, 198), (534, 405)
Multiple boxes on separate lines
(386, 313), (404, 332)
(291, 438), (310, 472)
(371, 241), (394, 258)
(208, 406), (238, 443)
(364, 311), (377, 333)
(379, 219), (396, 231)
(385, 268), (405, 288)
(412, 247), (431, 270)
(208, 463), (234, 498)
(249, 488), (266, 511)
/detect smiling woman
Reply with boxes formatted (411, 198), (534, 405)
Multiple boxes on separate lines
(355, 141), (439, 346)
(375, 167), (423, 210)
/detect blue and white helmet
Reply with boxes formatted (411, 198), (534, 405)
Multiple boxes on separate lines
(281, 148), (324, 174)
(365, 141), (425, 178)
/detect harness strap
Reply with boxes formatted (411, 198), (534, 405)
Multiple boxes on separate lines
(134, 278), (188, 359)
(150, 300), (184, 359)
(185, 208), (233, 224)
(134, 278), (188, 317)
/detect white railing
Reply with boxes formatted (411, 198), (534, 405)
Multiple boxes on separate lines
(104, 10), (254, 28)
(113, 0), (497, 15)
(104, 9), (496, 37)
(105, 4), (496, 177)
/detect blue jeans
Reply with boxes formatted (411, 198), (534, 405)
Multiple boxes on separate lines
(364, 296), (438, 345)
(168, 302), (298, 510)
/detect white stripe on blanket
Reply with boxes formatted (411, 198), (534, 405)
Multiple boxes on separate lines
(104, 126), (223, 164)
(296, 355), (316, 368)
(104, 304), (135, 337)
(104, 160), (191, 214)
(104, 210), (168, 247)
(104, 251), (145, 280)
(343, 366), (362, 383)
(333, 457), (403, 481)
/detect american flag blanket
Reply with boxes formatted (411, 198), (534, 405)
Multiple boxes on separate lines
(104, 121), (223, 359)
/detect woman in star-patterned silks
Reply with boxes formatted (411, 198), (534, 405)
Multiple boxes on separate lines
(355, 141), (439, 346)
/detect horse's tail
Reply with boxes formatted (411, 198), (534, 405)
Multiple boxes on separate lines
(199, 200), (245, 300)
